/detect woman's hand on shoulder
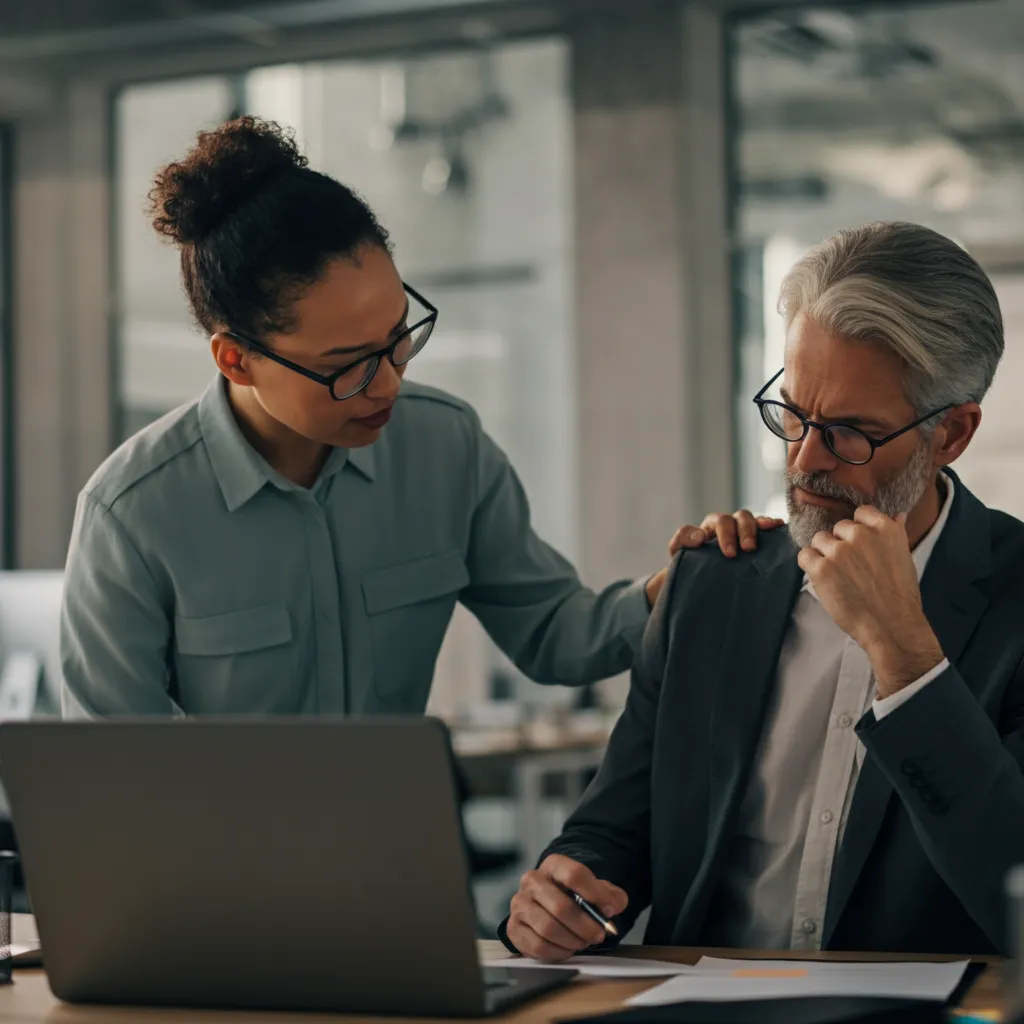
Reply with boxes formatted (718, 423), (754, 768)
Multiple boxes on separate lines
(668, 510), (785, 559)
(646, 511), (785, 608)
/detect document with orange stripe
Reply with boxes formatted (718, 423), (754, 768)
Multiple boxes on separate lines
(627, 957), (969, 1007)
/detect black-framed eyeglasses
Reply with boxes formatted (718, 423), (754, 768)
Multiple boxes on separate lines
(753, 368), (952, 466)
(225, 281), (438, 402)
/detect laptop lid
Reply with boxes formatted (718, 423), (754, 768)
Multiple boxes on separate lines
(0, 717), (489, 1015)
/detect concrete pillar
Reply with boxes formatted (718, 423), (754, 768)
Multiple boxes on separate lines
(0, 127), (13, 567)
(572, 0), (735, 594)
(12, 81), (113, 568)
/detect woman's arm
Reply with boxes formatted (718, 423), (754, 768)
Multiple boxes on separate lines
(61, 492), (180, 717)
(458, 411), (782, 685)
(459, 423), (647, 684)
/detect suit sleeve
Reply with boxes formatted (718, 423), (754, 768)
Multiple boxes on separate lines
(460, 412), (650, 686)
(499, 553), (683, 951)
(857, 660), (1024, 953)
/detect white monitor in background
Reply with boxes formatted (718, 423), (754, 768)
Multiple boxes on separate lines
(0, 571), (64, 717)
(0, 571), (64, 818)
(0, 652), (42, 720)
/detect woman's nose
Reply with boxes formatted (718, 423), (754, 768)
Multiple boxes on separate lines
(365, 356), (402, 400)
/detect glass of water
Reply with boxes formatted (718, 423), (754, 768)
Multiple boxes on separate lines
(0, 850), (16, 985)
(1006, 865), (1024, 1019)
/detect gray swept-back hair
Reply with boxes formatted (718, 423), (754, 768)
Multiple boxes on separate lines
(779, 222), (1004, 425)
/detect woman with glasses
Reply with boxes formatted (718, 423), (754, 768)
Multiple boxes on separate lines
(61, 116), (740, 719)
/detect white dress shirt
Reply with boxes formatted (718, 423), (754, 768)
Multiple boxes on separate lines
(705, 474), (954, 951)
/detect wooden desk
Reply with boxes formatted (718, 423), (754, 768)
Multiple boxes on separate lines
(0, 941), (1005, 1023)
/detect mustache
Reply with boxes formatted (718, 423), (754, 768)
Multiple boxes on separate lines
(787, 470), (869, 508)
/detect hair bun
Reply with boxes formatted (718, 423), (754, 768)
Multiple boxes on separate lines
(149, 115), (306, 246)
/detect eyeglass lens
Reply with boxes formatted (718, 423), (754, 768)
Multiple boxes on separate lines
(332, 319), (435, 400)
(760, 401), (874, 465)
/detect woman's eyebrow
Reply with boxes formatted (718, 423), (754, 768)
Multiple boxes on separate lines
(317, 300), (411, 358)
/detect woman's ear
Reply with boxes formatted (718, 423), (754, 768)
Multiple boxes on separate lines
(211, 333), (253, 386)
(933, 403), (982, 467)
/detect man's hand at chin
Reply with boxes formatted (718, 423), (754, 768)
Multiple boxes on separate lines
(797, 505), (945, 697)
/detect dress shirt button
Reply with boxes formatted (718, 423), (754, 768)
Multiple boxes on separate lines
(819, 809), (834, 824)
(801, 918), (817, 935)
(837, 713), (853, 729)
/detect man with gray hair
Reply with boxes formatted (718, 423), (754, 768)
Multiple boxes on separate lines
(503, 221), (1024, 957)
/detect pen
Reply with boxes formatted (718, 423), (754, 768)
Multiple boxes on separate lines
(562, 887), (619, 937)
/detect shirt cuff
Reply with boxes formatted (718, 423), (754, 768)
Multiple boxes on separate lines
(872, 658), (950, 720)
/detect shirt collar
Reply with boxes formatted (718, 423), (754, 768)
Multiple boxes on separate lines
(800, 470), (956, 597)
(198, 374), (376, 513)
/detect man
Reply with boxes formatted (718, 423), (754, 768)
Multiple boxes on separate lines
(504, 221), (1024, 958)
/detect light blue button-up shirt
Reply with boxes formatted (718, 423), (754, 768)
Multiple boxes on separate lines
(61, 375), (651, 717)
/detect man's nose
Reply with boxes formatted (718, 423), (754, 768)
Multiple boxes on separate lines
(791, 426), (839, 475)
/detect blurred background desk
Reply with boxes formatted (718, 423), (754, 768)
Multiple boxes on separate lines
(453, 717), (609, 869)
(450, 713), (611, 934)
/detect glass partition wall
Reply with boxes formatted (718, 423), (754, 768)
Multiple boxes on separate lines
(114, 40), (576, 719)
(0, 125), (12, 567)
(731, 0), (1024, 521)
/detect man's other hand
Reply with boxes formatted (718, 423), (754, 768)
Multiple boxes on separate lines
(506, 854), (628, 963)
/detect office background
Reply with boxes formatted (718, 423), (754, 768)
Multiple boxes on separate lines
(1, 0), (1024, 930)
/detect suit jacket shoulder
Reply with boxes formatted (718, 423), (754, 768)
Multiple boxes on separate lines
(667, 528), (796, 609)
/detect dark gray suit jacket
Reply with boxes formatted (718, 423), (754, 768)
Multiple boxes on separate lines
(532, 471), (1024, 954)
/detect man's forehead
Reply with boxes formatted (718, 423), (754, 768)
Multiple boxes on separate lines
(784, 318), (913, 410)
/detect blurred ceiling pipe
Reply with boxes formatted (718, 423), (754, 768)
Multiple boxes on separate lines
(0, 0), (516, 60)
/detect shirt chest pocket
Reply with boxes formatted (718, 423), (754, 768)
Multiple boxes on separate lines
(362, 551), (469, 703)
(173, 604), (294, 712)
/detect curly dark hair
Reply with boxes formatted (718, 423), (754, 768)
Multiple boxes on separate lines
(149, 115), (391, 340)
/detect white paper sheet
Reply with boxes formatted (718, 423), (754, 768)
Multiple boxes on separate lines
(483, 954), (703, 978)
(627, 957), (970, 1006)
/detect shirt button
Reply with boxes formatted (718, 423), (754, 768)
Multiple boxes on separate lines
(819, 809), (834, 824)
(802, 918), (817, 935)
(837, 713), (853, 728)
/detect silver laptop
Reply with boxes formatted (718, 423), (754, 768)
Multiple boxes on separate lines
(0, 718), (574, 1015)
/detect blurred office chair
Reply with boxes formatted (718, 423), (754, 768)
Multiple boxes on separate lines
(454, 760), (521, 878)
(0, 570), (64, 911)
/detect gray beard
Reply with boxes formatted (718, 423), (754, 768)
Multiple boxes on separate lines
(785, 439), (934, 550)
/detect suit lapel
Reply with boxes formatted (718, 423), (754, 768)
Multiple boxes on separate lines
(679, 534), (802, 932)
(823, 470), (991, 945)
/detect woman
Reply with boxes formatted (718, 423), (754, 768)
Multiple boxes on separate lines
(61, 116), (776, 717)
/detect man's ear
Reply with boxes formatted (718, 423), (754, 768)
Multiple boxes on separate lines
(211, 333), (254, 387)
(933, 403), (982, 467)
